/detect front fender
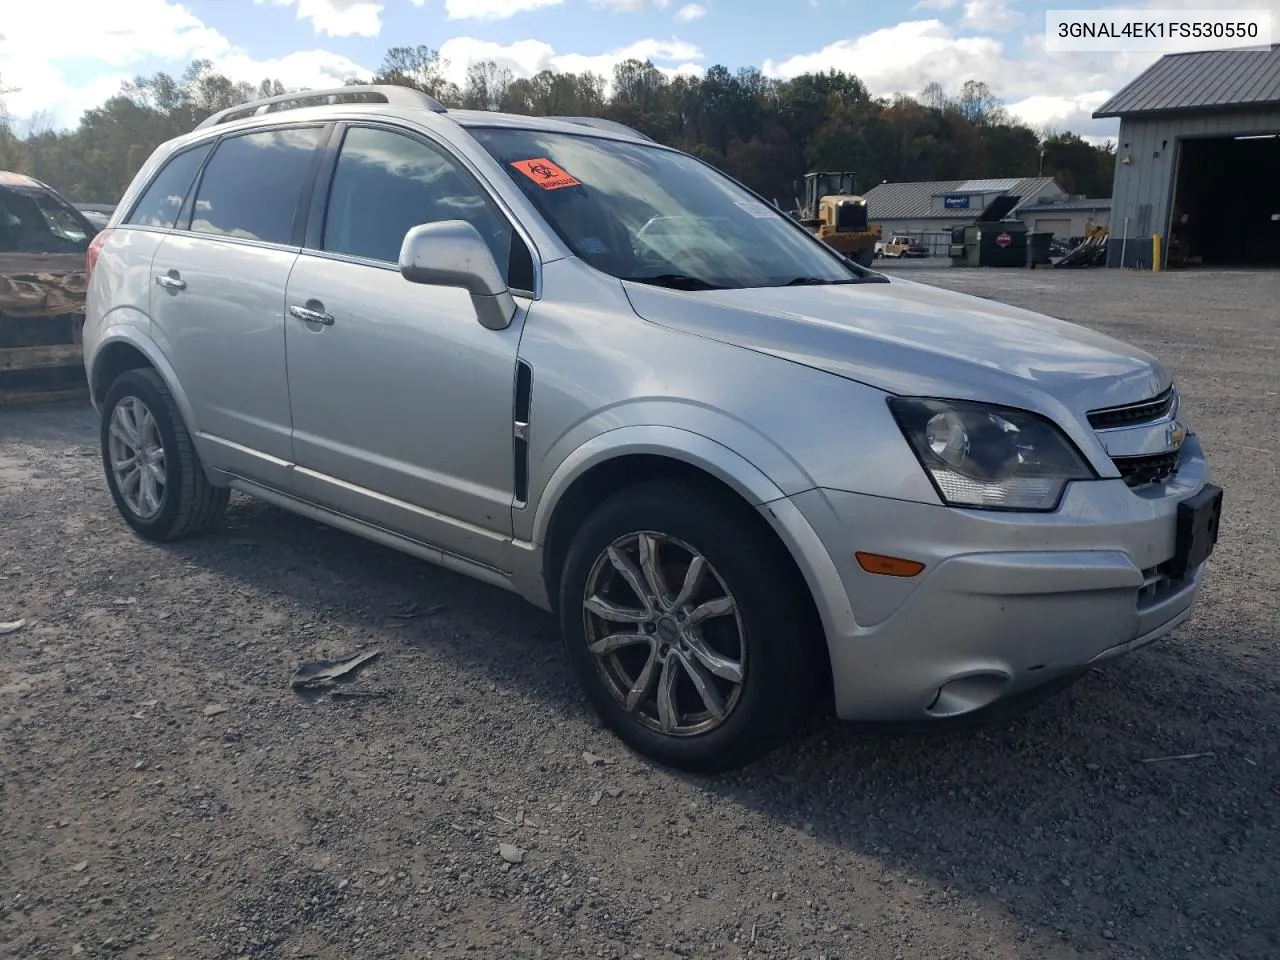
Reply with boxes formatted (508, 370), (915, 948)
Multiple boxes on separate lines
(525, 424), (790, 549)
(510, 423), (856, 654)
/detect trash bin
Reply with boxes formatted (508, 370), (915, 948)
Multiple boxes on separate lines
(1027, 232), (1052, 267)
(948, 195), (1028, 267)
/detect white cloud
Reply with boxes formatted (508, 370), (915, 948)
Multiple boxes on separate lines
(760, 18), (1163, 139)
(675, 3), (707, 22)
(257, 0), (384, 38)
(959, 0), (1021, 31)
(436, 36), (703, 88)
(1005, 91), (1114, 134)
(433, 0), (565, 19)
(587, 0), (671, 7)
(764, 20), (1004, 93)
(1, 0), (231, 67)
(0, 0), (372, 130)
(0, 0), (232, 128)
(912, 0), (958, 8)
(212, 48), (371, 91)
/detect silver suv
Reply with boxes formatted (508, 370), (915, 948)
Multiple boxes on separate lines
(83, 86), (1222, 771)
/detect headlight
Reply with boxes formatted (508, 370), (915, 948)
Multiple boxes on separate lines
(888, 397), (1095, 511)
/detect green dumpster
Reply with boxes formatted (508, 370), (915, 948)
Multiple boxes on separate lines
(1027, 232), (1053, 267)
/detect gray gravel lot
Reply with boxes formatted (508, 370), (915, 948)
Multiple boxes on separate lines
(2, 266), (1278, 960)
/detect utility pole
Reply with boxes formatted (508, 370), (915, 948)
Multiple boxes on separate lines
(0, 67), (20, 127)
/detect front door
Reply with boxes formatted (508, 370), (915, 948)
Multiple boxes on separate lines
(149, 125), (327, 490)
(283, 123), (535, 570)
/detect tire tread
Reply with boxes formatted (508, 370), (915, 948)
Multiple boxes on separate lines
(558, 478), (822, 773)
(102, 368), (228, 541)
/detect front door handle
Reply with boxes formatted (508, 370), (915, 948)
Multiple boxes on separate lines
(289, 303), (334, 326)
(155, 273), (186, 291)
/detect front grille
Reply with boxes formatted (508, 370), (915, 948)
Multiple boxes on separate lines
(1114, 450), (1180, 487)
(1087, 387), (1176, 429)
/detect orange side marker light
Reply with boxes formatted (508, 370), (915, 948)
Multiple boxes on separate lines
(855, 552), (926, 577)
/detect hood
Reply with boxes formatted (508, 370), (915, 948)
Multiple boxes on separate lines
(622, 276), (1169, 421)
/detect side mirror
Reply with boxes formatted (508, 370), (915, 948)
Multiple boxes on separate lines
(398, 220), (517, 331)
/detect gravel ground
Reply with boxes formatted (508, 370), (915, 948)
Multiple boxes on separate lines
(2, 267), (1278, 960)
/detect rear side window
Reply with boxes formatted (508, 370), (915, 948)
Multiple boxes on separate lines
(321, 125), (532, 290)
(190, 127), (323, 245)
(125, 143), (212, 229)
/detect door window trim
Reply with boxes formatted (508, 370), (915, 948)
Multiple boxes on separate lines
(172, 122), (333, 252)
(116, 138), (216, 236)
(303, 119), (542, 299)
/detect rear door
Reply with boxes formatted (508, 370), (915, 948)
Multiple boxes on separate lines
(148, 124), (328, 490)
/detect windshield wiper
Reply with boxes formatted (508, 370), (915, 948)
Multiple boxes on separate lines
(782, 272), (889, 286)
(620, 273), (726, 291)
(782, 276), (854, 286)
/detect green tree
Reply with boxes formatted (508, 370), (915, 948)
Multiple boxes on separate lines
(0, 52), (1110, 211)
(1043, 131), (1115, 196)
(371, 46), (462, 105)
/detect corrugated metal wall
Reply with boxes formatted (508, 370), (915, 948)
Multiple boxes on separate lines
(1108, 109), (1280, 266)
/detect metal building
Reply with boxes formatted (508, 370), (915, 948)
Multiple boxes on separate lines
(861, 177), (1066, 254)
(1095, 43), (1280, 268)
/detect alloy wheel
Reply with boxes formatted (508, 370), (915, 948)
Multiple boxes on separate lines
(582, 531), (746, 736)
(107, 396), (167, 520)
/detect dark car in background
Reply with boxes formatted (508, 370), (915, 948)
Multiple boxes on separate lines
(74, 203), (116, 230)
(0, 172), (99, 399)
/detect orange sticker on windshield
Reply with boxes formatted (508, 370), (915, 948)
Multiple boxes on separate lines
(510, 158), (581, 190)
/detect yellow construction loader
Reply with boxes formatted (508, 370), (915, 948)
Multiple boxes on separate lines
(794, 172), (880, 268)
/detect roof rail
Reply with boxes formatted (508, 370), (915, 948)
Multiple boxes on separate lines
(195, 85), (447, 131)
(546, 116), (653, 141)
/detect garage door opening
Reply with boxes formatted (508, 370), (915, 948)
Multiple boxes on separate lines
(1167, 133), (1280, 267)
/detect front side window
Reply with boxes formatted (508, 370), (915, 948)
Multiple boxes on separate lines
(322, 126), (528, 288)
(191, 127), (323, 244)
(0, 184), (97, 254)
(469, 127), (864, 290)
(126, 142), (213, 229)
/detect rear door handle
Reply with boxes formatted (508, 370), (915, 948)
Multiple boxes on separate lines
(155, 273), (186, 291)
(289, 304), (334, 326)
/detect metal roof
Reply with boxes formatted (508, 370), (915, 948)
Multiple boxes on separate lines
(953, 177), (1021, 192)
(862, 177), (1062, 220)
(1093, 44), (1280, 118)
(1030, 198), (1112, 213)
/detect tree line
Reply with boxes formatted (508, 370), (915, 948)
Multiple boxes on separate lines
(0, 49), (1115, 207)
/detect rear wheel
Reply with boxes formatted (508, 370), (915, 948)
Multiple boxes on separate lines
(558, 480), (821, 772)
(101, 368), (228, 541)
(853, 248), (875, 268)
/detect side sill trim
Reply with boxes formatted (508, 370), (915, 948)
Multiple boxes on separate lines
(227, 476), (518, 594)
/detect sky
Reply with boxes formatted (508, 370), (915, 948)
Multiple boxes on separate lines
(2, 0), (1278, 142)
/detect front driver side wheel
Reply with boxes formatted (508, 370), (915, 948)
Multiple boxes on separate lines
(558, 480), (821, 772)
(100, 368), (229, 541)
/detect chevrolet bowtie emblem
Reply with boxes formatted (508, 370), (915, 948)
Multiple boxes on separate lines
(1167, 420), (1187, 450)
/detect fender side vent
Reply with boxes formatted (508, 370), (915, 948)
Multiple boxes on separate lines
(513, 361), (533, 505)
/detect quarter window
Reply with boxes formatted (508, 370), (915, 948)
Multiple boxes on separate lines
(190, 127), (323, 245)
(125, 142), (212, 229)
(322, 126), (532, 290)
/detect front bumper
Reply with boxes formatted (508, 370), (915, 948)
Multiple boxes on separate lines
(770, 436), (1213, 722)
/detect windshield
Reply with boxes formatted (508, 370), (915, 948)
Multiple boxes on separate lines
(0, 185), (98, 253)
(469, 127), (863, 290)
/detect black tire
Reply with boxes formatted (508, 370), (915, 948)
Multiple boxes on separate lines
(558, 480), (821, 773)
(854, 248), (875, 268)
(100, 368), (229, 541)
